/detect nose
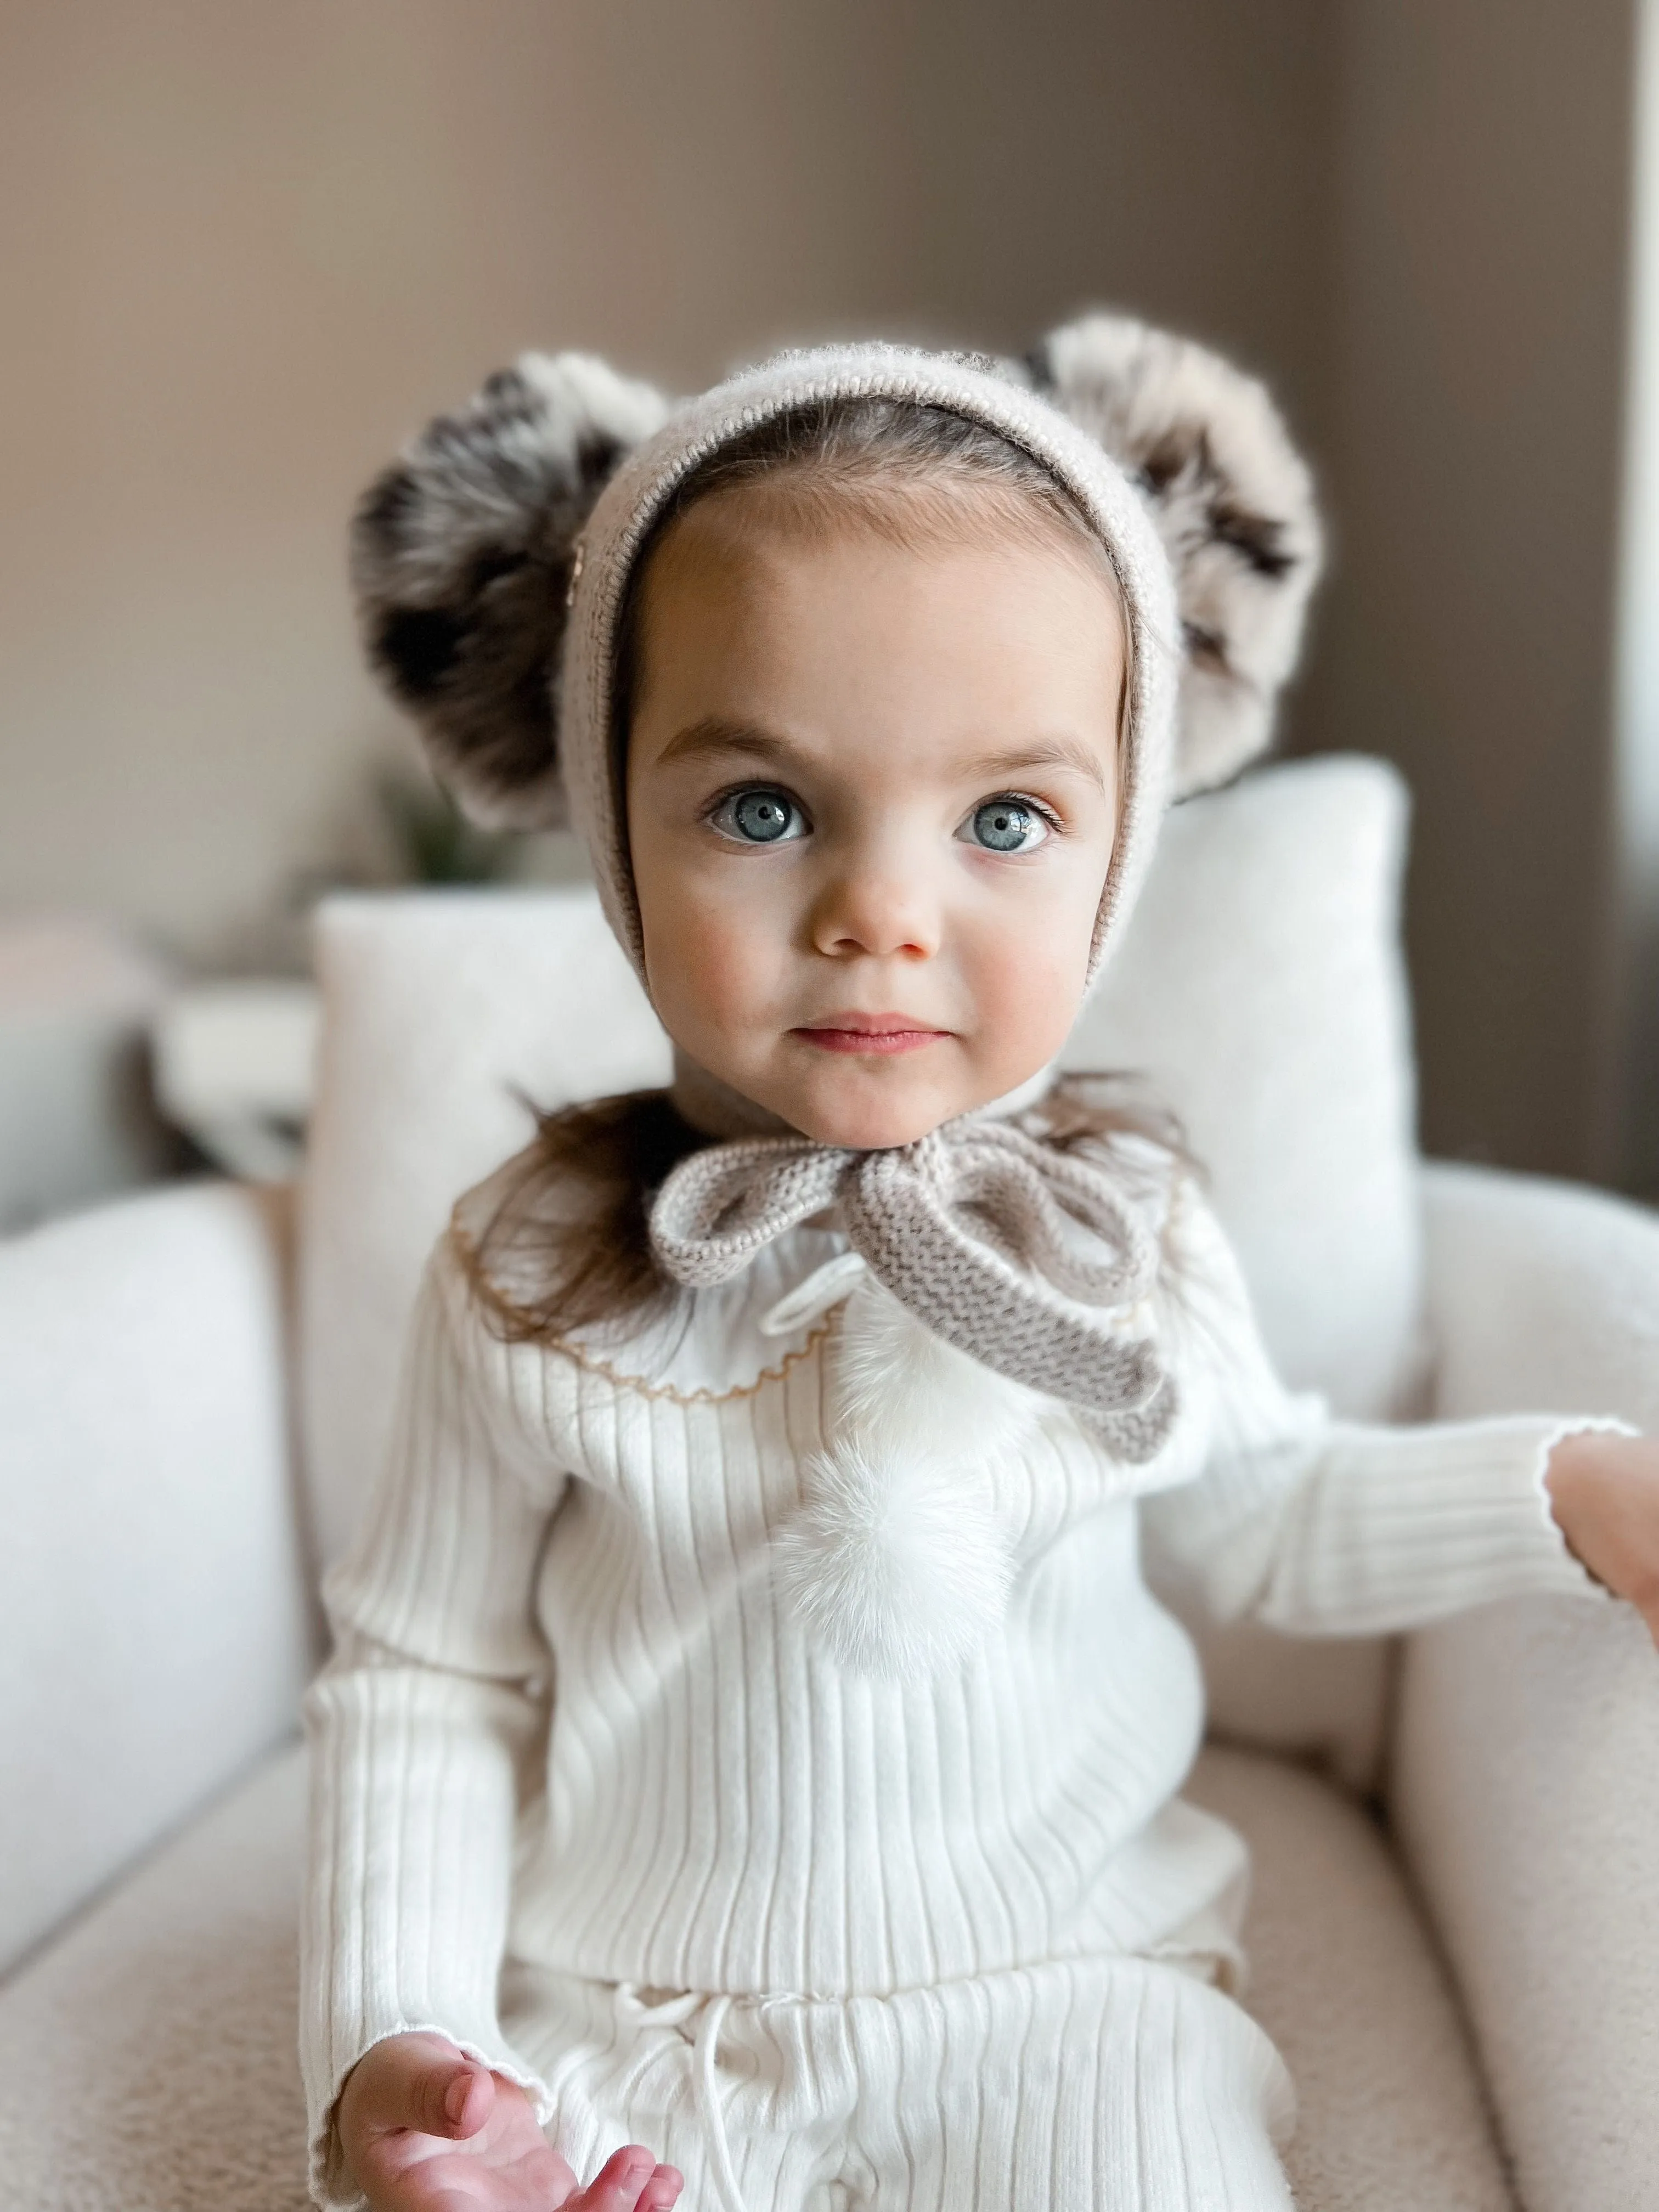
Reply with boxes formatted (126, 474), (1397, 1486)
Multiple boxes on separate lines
(807, 836), (940, 961)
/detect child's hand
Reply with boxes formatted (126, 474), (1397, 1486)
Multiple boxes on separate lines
(1546, 1431), (1659, 1644)
(338, 2030), (682, 2212)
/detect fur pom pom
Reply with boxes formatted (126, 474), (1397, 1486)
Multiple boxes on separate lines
(771, 1277), (1031, 1678)
(351, 353), (669, 828)
(1023, 312), (1323, 797)
(773, 1440), (1013, 1679)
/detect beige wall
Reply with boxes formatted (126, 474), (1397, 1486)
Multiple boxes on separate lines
(1612, 0), (1659, 1193)
(1300, 0), (1640, 1181)
(4, 0), (1652, 1185)
(0, 0), (1331, 965)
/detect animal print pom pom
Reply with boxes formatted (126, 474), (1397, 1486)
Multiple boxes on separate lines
(1023, 313), (1323, 797)
(351, 353), (669, 828)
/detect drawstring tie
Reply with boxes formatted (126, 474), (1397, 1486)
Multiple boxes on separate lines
(758, 1251), (868, 1338)
(614, 1985), (749, 2212)
(692, 1992), (747, 2212)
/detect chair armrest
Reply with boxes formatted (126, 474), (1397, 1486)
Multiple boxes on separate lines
(0, 1181), (315, 1977)
(1418, 1158), (1659, 1429)
(1389, 1161), (1659, 2212)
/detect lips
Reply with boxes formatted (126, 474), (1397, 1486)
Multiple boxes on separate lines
(792, 1013), (950, 1057)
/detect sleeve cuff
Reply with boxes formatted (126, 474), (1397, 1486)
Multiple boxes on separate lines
(1257, 1413), (1641, 1634)
(1528, 1415), (1642, 1600)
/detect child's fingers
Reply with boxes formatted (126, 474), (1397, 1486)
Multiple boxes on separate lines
(343, 2033), (470, 2145)
(415, 2053), (493, 2140)
(437, 2057), (496, 2139)
(376, 2042), (493, 2141)
(566, 2146), (682, 2210)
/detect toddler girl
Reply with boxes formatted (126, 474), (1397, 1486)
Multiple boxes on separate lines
(302, 318), (1659, 2212)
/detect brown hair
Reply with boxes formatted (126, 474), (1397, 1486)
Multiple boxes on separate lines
(466, 396), (1166, 1344)
(458, 1089), (703, 1341)
(462, 1074), (1190, 1347)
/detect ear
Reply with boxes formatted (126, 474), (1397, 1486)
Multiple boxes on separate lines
(1023, 313), (1323, 797)
(351, 353), (670, 828)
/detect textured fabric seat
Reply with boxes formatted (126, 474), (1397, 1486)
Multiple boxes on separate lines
(0, 1742), (1509, 2212)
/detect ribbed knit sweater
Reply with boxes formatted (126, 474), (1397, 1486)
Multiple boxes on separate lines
(300, 1156), (1613, 2207)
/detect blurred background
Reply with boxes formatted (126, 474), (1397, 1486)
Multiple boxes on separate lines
(3, 0), (1658, 1224)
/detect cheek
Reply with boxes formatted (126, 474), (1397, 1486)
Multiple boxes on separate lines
(962, 865), (1099, 1062)
(637, 858), (794, 1033)
(973, 932), (1090, 1064)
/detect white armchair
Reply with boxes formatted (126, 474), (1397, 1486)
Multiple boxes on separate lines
(3, 757), (1656, 2212)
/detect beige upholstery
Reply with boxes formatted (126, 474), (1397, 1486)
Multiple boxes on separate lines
(0, 1741), (1510, 2212)
(1395, 1163), (1659, 2212)
(1187, 1749), (1510, 2212)
(0, 1750), (312, 2212)
(0, 1181), (312, 1976)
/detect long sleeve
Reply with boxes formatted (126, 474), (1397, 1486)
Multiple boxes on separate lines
(300, 1237), (567, 2210)
(1138, 1177), (1632, 1635)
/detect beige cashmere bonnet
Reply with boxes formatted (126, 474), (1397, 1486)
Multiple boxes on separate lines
(351, 314), (1322, 1000)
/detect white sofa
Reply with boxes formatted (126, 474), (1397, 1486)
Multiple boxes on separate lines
(4, 756), (1658, 2212)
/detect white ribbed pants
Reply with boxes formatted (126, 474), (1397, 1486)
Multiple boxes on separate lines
(505, 1955), (1297, 2212)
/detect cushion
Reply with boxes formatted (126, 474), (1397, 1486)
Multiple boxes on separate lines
(298, 755), (1420, 1778)
(1070, 754), (1421, 1417)
(0, 1741), (1508, 2211)
(0, 1182), (313, 1977)
(299, 887), (669, 1570)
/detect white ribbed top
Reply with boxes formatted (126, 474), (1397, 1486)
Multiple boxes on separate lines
(300, 1162), (1615, 2208)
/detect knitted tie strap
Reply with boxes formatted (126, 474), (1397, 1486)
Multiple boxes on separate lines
(650, 1137), (849, 1282)
(649, 1114), (1177, 1461)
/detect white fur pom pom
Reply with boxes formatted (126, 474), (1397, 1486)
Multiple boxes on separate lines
(773, 1441), (1013, 1679)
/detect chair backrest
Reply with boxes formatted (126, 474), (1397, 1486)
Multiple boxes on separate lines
(300, 753), (1420, 1783)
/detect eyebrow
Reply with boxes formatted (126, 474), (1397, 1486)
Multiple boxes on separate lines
(651, 716), (1111, 793)
(955, 735), (1113, 797)
(651, 715), (807, 774)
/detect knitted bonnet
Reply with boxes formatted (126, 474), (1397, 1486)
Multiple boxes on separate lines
(351, 313), (1322, 998)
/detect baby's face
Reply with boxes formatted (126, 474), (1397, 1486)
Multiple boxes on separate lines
(625, 495), (1124, 1148)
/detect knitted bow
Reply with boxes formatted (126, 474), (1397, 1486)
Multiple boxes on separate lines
(649, 1115), (1178, 1460)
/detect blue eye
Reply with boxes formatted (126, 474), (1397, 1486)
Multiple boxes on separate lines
(712, 787), (806, 844)
(964, 797), (1049, 853)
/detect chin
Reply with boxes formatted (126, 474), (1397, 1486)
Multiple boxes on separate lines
(783, 1071), (966, 1152)
(800, 1105), (939, 1150)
